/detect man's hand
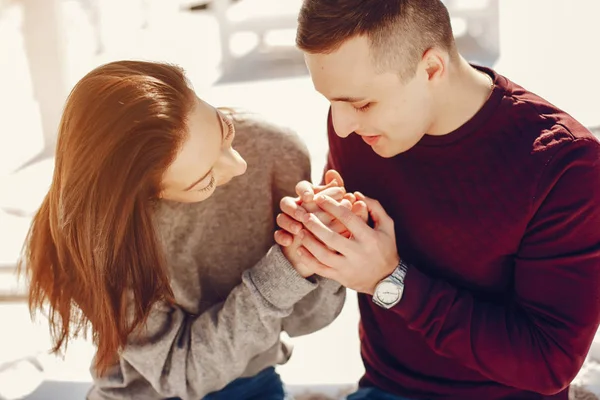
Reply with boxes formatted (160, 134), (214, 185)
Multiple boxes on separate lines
(291, 195), (399, 294)
(274, 170), (368, 247)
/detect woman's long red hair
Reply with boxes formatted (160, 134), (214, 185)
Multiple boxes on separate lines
(18, 61), (195, 374)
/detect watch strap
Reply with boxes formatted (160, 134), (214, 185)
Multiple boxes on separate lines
(389, 259), (409, 286)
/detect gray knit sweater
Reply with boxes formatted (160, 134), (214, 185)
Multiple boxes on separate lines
(86, 113), (346, 400)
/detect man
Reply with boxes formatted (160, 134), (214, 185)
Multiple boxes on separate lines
(274, 1), (600, 399)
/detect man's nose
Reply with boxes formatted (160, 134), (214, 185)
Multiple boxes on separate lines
(331, 106), (359, 138)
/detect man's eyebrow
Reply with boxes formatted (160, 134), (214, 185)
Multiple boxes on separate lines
(184, 109), (225, 191)
(330, 96), (367, 102)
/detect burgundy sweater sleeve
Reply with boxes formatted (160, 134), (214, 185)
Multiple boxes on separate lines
(394, 138), (600, 395)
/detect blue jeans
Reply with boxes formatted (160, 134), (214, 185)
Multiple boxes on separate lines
(347, 387), (415, 400)
(202, 367), (288, 400)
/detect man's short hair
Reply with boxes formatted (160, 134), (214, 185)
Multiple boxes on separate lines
(296, 0), (457, 80)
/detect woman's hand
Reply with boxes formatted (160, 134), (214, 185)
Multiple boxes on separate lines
(275, 170), (368, 251)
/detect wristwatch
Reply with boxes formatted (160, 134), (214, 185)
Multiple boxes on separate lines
(372, 260), (409, 309)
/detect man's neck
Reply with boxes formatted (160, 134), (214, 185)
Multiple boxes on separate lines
(427, 57), (494, 136)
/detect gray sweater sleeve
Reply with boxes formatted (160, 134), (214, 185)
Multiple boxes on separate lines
(90, 245), (317, 400)
(282, 277), (346, 337)
(268, 120), (347, 338)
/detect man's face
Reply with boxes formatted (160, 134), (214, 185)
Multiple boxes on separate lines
(305, 35), (434, 158)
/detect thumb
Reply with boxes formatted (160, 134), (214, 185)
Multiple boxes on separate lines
(363, 197), (394, 233)
(324, 169), (344, 187)
(295, 180), (315, 203)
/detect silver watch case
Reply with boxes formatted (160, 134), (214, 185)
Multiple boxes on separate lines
(372, 260), (409, 309)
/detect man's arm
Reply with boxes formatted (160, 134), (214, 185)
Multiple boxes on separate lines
(280, 138), (600, 395)
(393, 139), (600, 394)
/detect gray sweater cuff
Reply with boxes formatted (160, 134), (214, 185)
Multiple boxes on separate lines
(246, 245), (317, 309)
(315, 276), (343, 293)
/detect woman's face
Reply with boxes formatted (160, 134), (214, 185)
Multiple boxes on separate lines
(160, 98), (247, 203)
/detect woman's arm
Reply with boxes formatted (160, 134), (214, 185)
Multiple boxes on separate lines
(282, 276), (346, 337)
(267, 124), (347, 337)
(89, 245), (316, 400)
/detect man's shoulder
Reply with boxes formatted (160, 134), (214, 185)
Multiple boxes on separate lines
(498, 87), (599, 199)
(496, 71), (596, 153)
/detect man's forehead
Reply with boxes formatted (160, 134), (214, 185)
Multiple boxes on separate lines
(309, 63), (378, 102)
(305, 41), (380, 98)
(306, 46), (372, 75)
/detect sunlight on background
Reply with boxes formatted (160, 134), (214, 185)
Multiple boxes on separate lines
(0, 0), (599, 399)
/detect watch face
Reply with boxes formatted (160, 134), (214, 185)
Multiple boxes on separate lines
(375, 281), (401, 305)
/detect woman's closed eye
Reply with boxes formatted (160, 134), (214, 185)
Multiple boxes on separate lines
(223, 116), (235, 141)
(199, 175), (216, 193)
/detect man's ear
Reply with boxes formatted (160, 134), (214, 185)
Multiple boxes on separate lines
(420, 48), (447, 82)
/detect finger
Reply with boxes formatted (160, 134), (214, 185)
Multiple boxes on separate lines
(343, 193), (356, 203)
(276, 213), (303, 234)
(299, 230), (345, 268)
(280, 196), (309, 222)
(301, 212), (353, 254)
(324, 169), (344, 187)
(295, 180), (315, 203)
(296, 246), (338, 280)
(340, 198), (353, 210)
(363, 196), (394, 233)
(324, 186), (346, 198)
(312, 178), (340, 196)
(352, 200), (369, 223)
(354, 191), (366, 202)
(316, 186), (346, 201)
(310, 210), (334, 226)
(328, 219), (351, 236)
(314, 194), (372, 242)
(274, 230), (294, 247)
(302, 187), (347, 215)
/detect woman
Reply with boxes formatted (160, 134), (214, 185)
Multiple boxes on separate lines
(19, 60), (350, 399)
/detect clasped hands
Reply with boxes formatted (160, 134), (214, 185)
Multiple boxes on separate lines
(275, 170), (400, 295)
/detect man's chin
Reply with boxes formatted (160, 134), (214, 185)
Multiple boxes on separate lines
(371, 144), (398, 158)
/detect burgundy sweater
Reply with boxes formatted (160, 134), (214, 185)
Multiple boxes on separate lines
(324, 66), (600, 400)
